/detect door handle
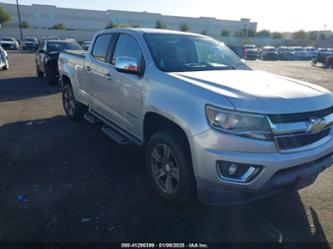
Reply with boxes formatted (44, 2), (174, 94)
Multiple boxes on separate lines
(105, 73), (113, 80)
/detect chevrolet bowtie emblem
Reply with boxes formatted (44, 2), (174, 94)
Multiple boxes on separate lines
(307, 118), (326, 134)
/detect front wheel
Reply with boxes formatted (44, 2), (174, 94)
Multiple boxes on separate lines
(145, 130), (196, 206)
(62, 84), (86, 120)
(3, 60), (9, 70)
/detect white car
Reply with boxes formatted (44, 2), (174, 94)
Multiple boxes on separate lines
(0, 45), (9, 70)
(0, 37), (19, 50)
(23, 37), (39, 50)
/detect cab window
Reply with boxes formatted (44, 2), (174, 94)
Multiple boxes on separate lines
(92, 34), (113, 62)
(112, 34), (142, 64)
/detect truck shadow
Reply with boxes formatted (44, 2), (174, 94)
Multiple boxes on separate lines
(0, 77), (60, 102)
(0, 116), (329, 247)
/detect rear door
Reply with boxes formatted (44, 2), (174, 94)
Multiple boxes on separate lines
(83, 33), (119, 120)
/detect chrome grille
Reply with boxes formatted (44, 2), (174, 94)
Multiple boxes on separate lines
(276, 128), (330, 151)
(268, 107), (333, 153)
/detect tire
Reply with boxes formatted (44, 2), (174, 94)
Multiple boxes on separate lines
(3, 61), (8, 70)
(145, 129), (196, 206)
(62, 84), (87, 120)
(36, 65), (43, 78)
(45, 67), (57, 85)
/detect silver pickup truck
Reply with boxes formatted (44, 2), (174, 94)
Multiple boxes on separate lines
(58, 28), (333, 205)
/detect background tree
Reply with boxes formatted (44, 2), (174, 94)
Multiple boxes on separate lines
(155, 19), (167, 29)
(247, 29), (256, 38)
(179, 23), (190, 32)
(105, 21), (117, 29)
(271, 32), (283, 39)
(221, 29), (231, 37)
(0, 6), (11, 25)
(233, 31), (244, 38)
(20, 21), (29, 29)
(256, 29), (271, 38)
(50, 23), (65, 30)
(319, 33), (326, 40)
(292, 30), (306, 39)
(308, 31), (318, 41)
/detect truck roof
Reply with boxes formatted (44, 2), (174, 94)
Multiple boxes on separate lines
(99, 28), (203, 37)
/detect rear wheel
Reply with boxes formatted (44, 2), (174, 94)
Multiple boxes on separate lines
(36, 65), (43, 77)
(145, 130), (196, 206)
(62, 84), (86, 120)
(45, 66), (57, 85)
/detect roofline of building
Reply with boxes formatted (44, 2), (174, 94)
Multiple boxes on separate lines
(0, 2), (257, 25)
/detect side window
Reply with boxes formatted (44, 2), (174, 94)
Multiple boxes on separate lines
(92, 34), (113, 62)
(112, 34), (142, 64)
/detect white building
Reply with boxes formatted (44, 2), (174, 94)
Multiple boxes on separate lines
(0, 2), (257, 40)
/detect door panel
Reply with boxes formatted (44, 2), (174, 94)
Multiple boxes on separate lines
(110, 34), (145, 136)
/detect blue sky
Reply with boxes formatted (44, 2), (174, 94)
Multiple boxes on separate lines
(1, 0), (333, 32)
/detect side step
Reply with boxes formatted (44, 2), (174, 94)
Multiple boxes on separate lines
(102, 125), (129, 145)
(84, 112), (100, 124)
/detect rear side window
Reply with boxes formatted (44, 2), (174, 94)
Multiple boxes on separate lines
(92, 34), (113, 62)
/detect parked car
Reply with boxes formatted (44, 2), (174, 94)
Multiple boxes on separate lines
(328, 48), (333, 56)
(278, 46), (295, 60)
(0, 37), (19, 50)
(42, 36), (59, 41)
(304, 46), (318, 60)
(317, 48), (330, 57)
(22, 37), (39, 50)
(58, 28), (333, 206)
(82, 41), (92, 51)
(293, 46), (308, 60)
(260, 46), (278, 60)
(312, 49), (333, 68)
(35, 39), (82, 84)
(242, 44), (258, 60)
(0, 45), (9, 70)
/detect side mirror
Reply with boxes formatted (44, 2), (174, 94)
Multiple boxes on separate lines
(114, 56), (142, 76)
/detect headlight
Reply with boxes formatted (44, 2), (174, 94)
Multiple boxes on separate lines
(206, 105), (272, 140)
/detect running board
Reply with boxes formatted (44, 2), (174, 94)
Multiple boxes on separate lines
(84, 110), (142, 146)
(102, 125), (129, 145)
(84, 112), (100, 124)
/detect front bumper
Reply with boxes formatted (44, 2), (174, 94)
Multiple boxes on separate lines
(190, 129), (333, 205)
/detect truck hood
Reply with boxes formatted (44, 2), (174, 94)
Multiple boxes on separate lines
(171, 70), (333, 114)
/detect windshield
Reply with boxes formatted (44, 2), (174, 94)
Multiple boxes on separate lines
(144, 34), (245, 72)
(25, 38), (36, 42)
(264, 48), (277, 52)
(47, 42), (82, 52)
(2, 38), (14, 42)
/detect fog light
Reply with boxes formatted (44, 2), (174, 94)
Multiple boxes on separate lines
(217, 161), (262, 183)
(228, 164), (238, 176)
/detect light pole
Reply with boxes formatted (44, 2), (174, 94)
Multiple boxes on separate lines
(16, 0), (24, 41)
